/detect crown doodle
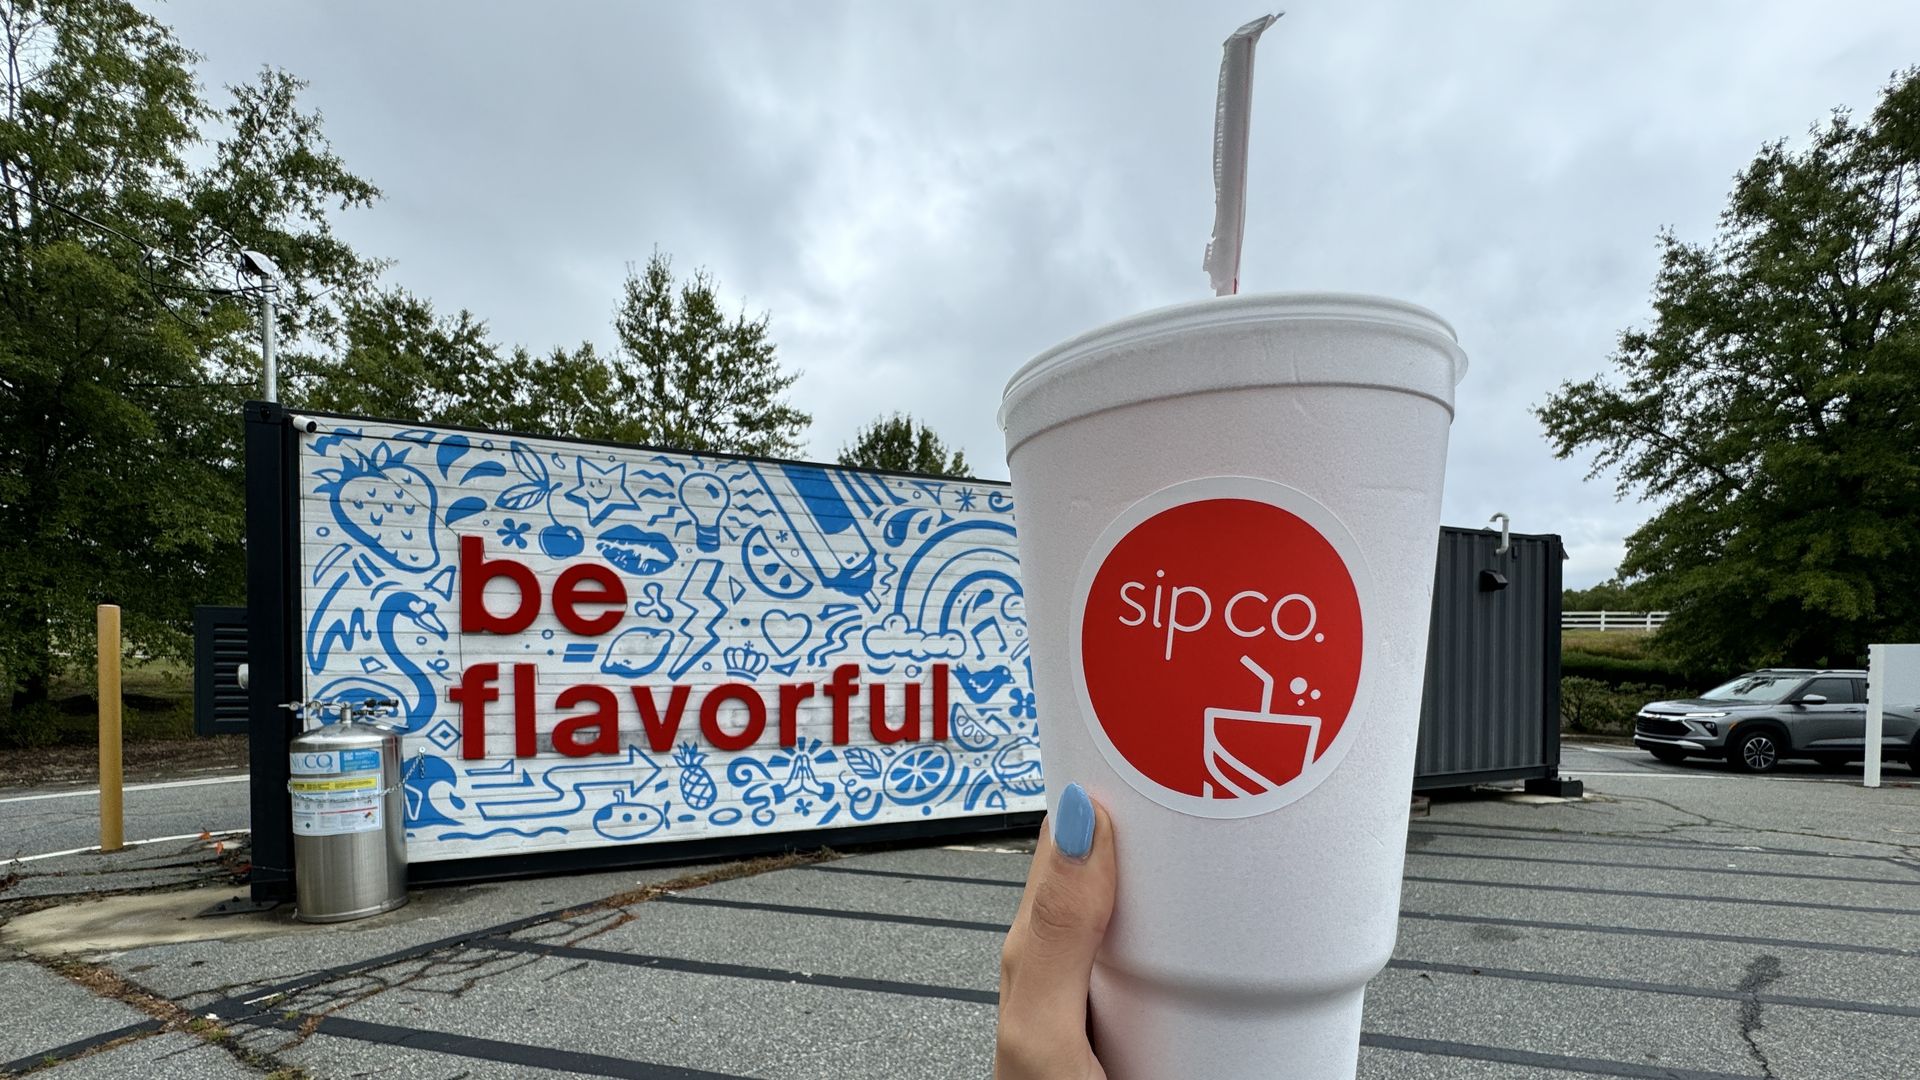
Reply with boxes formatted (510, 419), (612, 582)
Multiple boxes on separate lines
(723, 642), (770, 679)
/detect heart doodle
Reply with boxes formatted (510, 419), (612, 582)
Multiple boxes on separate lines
(761, 610), (813, 657)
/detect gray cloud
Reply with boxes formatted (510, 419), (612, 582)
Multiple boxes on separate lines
(160, 0), (1920, 586)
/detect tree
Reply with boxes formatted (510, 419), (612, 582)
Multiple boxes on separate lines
(1562, 580), (1652, 613)
(1538, 70), (1920, 673)
(301, 288), (521, 428)
(838, 413), (971, 477)
(600, 252), (809, 456)
(0, 0), (379, 711)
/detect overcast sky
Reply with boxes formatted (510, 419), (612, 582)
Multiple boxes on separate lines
(156, 1), (1920, 588)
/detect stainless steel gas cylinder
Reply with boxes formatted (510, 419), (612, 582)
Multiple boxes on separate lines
(288, 722), (407, 923)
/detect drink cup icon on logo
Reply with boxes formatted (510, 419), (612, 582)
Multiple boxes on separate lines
(1066, 477), (1368, 817)
(1202, 656), (1319, 799)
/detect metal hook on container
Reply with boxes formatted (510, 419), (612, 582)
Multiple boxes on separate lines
(1488, 512), (1511, 557)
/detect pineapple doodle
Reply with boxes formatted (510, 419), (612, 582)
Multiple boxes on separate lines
(675, 742), (718, 811)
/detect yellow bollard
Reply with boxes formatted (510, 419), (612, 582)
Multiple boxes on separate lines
(98, 604), (123, 853)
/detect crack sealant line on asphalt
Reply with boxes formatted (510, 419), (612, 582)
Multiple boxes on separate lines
(193, 899), (609, 1023)
(0, 1019), (164, 1077)
(195, 853), (841, 1024)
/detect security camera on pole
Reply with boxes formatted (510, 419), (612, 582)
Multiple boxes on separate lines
(237, 249), (282, 403)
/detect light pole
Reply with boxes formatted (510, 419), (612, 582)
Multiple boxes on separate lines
(239, 249), (283, 403)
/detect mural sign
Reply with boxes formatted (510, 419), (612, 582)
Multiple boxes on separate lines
(296, 418), (1042, 863)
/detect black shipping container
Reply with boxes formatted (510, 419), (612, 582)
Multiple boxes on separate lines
(1413, 526), (1574, 794)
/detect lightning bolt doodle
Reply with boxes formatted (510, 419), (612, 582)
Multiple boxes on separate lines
(668, 558), (727, 679)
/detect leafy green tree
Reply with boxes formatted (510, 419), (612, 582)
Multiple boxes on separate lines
(1562, 580), (1652, 613)
(301, 288), (515, 426)
(1539, 70), (1920, 673)
(601, 252), (810, 456)
(838, 412), (971, 477)
(0, 0), (378, 711)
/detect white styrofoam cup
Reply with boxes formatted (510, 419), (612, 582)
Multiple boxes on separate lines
(999, 293), (1467, 1080)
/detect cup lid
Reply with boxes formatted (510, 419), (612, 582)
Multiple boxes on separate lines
(998, 292), (1468, 445)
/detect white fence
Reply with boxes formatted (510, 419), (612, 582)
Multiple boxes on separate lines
(1562, 610), (1669, 632)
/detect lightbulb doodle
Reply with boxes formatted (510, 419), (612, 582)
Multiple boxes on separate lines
(298, 419), (1042, 863)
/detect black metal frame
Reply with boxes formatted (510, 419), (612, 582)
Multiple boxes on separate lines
(273, 405), (1011, 489)
(1410, 528), (1568, 794)
(246, 401), (303, 901)
(407, 811), (1044, 886)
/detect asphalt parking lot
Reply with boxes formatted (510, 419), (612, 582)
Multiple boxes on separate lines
(2, 753), (1916, 1080)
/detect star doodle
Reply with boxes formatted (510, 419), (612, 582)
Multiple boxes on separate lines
(564, 459), (643, 525)
(955, 489), (978, 511)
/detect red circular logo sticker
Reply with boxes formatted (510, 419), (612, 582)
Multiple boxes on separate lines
(1071, 477), (1369, 817)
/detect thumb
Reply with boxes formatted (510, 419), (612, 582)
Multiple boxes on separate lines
(1000, 782), (1117, 1036)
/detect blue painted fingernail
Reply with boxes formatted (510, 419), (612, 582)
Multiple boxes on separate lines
(1053, 782), (1094, 861)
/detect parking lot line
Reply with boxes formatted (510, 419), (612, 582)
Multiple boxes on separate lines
(807, 863), (1024, 888)
(3, 828), (250, 865)
(265, 1013), (745, 1080)
(1406, 845), (1920, 887)
(0, 1020), (166, 1078)
(1565, 769), (1870, 783)
(1411, 823), (1919, 867)
(1385, 958), (1920, 1018)
(480, 936), (998, 1004)
(0, 774), (249, 805)
(1360, 1033), (1756, 1080)
(653, 893), (1005, 933)
(653, 886), (1920, 960)
(1403, 872), (1920, 916)
(1399, 909), (1916, 957)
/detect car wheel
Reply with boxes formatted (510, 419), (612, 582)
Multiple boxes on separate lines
(1730, 729), (1782, 774)
(1649, 746), (1689, 764)
(1908, 741), (1920, 775)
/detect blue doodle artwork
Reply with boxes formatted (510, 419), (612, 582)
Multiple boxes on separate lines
(298, 418), (1043, 864)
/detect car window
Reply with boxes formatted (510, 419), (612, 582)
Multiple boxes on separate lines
(1851, 678), (1868, 703)
(1700, 674), (1797, 703)
(1801, 677), (1856, 704)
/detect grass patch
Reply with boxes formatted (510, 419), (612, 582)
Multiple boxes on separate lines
(4, 659), (196, 749)
(1561, 630), (1657, 660)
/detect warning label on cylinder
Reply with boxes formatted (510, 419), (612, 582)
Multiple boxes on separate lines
(292, 787), (383, 835)
(289, 776), (378, 793)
